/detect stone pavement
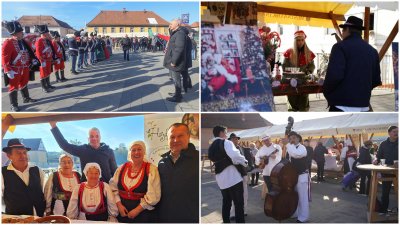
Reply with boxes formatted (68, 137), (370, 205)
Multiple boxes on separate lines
(2, 50), (199, 112)
(274, 89), (396, 112)
(201, 165), (398, 223)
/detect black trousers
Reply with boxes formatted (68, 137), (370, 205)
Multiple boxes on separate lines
(123, 49), (130, 60)
(316, 161), (325, 179)
(220, 181), (244, 223)
(359, 173), (371, 195)
(381, 180), (393, 212)
(263, 175), (273, 192)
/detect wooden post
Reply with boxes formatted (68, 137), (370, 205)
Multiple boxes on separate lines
(2, 114), (14, 138)
(364, 7), (370, 42)
(348, 134), (355, 147)
(225, 2), (232, 24)
(369, 133), (375, 140)
(329, 11), (343, 40)
(379, 20), (399, 61)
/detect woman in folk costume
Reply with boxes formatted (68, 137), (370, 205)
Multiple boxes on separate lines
(109, 141), (161, 223)
(102, 36), (110, 59)
(44, 154), (81, 216)
(282, 30), (316, 112)
(95, 35), (105, 61)
(66, 163), (118, 221)
(50, 31), (68, 83)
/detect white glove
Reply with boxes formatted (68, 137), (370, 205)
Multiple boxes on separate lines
(6, 70), (17, 79)
(41, 61), (46, 67)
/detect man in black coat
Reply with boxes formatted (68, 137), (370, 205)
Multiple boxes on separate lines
(163, 19), (188, 102)
(358, 140), (372, 195)
(313, 142), (328, 181)
(120, 34), (132, 61)
(68, 31), (80, 75)
(323, 16), (381, 111)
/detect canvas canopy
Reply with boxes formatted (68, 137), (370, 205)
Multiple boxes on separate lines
(230, 114), (397, 140)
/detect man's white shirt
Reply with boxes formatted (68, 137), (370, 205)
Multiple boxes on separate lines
(255, 144), (282, 176)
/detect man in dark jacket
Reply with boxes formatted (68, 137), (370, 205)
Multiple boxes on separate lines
(323, 16), (381, 111)
(121, 34), (131, 61)
(68, 31), (80, 75)
(49, 121), (117, 183)
(313, 142), (328, 181)
(163, 19), (188, 102)
(181, 27), (193, 93)
(304, 139), (314, 177)
(358, 140), (372, 195)
(374, 126), (398, 213)
(157, 123), (199, 223)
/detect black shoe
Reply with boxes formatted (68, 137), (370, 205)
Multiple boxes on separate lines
(166, 96), (182, 102)
(72, 71), (79, 75)
(10, 105), (20, 112)
(48, 85), (56, 89)
(296, 220), (304, 223)
(229, 217), (235, 221)
(43, 88), (53, 93)
(23, 98), (37, 103)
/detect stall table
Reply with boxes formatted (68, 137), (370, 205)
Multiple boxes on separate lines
(272, 84), (323, 96)
(357, 164), (398, 223)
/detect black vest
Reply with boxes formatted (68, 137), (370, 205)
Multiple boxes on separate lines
(208, 139), (246, 176)
(2, 166), (46, 217)
(117, 162), (152, 223)
(50, 171), (81, 215)
(287, 145), (309, 175)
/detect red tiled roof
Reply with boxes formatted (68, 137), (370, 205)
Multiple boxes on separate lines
(190, 22), (199, 28)
(18, 15), (74, 29)
(87, 10), (170, 27)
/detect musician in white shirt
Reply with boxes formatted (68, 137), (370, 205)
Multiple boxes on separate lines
(255, 135), (282, 192)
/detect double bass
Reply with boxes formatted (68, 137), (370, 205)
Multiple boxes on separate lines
(264, 117), (299, 221)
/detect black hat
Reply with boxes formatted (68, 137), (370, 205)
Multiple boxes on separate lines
(228, 133), (240, 140)
(339, 16), (365, 30)
(4, 21), (23, 35)
(288, 131), (302, 142)
(50, 30), (60, 38)
(2, 138), (31, 153)
(74, 30), (81, 37)
(36, 25), (49, 34)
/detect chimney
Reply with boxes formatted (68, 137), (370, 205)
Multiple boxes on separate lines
(123, 8), (127, 13)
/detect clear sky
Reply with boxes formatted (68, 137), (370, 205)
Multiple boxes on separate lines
(2, 1), (199, 30)
(261, 112), (352, 125)
(3, 115), (145, 152)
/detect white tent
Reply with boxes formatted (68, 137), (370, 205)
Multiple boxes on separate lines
(230, 114), (398, 140)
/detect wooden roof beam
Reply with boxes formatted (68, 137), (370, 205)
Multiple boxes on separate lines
(379, 20), (399, 62)
(2, 114), (14, 139)
(257, 5), (346, 21)
(364, 7), (370, 43)
(329, 11), (342, 40)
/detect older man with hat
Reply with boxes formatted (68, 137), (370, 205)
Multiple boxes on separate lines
(50, 31), (68, 82)
(1, 138), (46, 216)
(282, 131), (310, 223)
(35, 24), (56, 93)
(255, 135), (282, 193)
(1, 21), (38, 111)
(323, 16), (381, 112)
(68, 30), (80, 75)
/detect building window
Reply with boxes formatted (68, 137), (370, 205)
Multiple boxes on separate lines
(140, 27), (144, 32)
(102, 27), (105, 34)
(119, 27), (124, 33)
(130, 27), (134, 33)
(111, 27), (115, 33)
(25, 26), (30, 33)
(94, 27), (98, 33)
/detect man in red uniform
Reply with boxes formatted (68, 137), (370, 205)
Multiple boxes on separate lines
(50, 31), (68, 82)
(1, 21), (37, 111)
(35, 25), (55, 93)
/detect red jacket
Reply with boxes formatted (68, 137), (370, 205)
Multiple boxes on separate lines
(35, 37), (53, 62)
(1, 38), (31, 73)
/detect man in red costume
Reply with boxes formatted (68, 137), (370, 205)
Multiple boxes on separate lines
(50, 31), (68, 82)
(1, 21), (37, 111)
(35, 25), (56, 93)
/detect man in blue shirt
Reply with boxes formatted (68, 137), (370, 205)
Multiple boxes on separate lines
(49, 121), (117, 183)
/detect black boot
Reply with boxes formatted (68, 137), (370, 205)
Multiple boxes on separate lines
(60, 70), (68, 81)
(41, 79), (53, 93)
(166, 87), (182, 102)
(21, 87), (37, 103)
(55, 71), (62, 82)
(9, 91), (20, 111)
(46, 77), (56, 89)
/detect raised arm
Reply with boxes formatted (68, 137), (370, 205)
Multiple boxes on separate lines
(49, 121), (84, 157)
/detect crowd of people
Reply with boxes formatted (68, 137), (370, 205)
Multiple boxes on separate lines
(208, 125), (398, 222)
(2, 19), (199, 111)
(2, 122), (199, 222)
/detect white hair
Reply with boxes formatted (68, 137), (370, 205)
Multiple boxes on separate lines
(88, 127), (101, 136)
